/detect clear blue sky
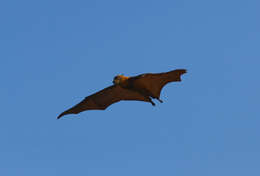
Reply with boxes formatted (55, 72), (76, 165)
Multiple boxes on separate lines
(1, 0), (259, 175)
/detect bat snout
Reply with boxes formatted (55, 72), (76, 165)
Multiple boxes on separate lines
(113, 79), (120, 85)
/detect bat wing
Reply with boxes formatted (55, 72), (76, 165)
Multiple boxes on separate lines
(132, 69), (187, 99)
(57, 85), (150, 119)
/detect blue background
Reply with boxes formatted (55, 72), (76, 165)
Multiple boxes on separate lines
(1, 0), (259, 175)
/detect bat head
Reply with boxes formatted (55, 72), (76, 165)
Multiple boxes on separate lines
(113, 75), (129, 85)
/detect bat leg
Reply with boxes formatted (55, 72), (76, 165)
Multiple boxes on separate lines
(150, 100), (155, 106)
(156, 98), (163, 103)
(148, 98), (156, 106)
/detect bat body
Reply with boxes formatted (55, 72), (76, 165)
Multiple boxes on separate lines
(57, 69), (186, 119)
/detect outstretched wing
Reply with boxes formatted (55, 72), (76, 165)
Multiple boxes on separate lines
(132, 69), (187, 98)
(57, 85), (150, 119)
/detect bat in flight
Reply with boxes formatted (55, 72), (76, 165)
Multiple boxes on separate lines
(57, 69), (187, 119)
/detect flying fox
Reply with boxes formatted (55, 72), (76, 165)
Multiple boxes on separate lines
(57, 69), (187, 119)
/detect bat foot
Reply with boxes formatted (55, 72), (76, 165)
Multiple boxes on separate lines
(150, 101), (156, 106)
(156, 98), (163, 103)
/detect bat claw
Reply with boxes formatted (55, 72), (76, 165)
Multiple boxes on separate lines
(156, 98), (163, 103)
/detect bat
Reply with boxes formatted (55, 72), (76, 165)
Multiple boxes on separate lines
(57, 69), (187, 119)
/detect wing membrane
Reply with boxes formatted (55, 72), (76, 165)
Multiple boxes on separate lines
(132, 69), (187, 98)
(57, 85), (150, 119)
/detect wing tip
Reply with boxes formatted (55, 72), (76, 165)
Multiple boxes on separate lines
(57, 110), (71, 119)
(57, 113), (64, 119)
(176, 69), (187, 74)
(172, 69), (187, 81)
